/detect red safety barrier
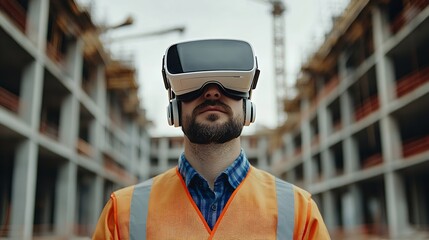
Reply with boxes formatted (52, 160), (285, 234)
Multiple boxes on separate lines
(396, 67), (429, 98)
(355, 95), (380, 121)
(402, 135), (429, 158)
(0, 0), (26, 31)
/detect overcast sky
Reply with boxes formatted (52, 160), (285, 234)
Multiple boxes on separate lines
(78, 0), (349, 137)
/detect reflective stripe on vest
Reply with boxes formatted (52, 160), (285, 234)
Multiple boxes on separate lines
(130, 178), (153, 240)
(129, 175), (295, 239)
(275, 178), (295, 239)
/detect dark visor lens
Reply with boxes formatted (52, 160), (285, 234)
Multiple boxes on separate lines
(176, 83), (249, 102)
(167, 40), (254, 74)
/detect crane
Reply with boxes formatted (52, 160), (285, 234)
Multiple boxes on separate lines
(271, 0), (287, 126)
(255, 0), (287, 126)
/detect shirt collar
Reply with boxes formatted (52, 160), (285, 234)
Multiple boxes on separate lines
(178, 150), (250, 189)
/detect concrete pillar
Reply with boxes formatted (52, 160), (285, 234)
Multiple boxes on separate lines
(321, 149), (334, 179)
(384, 171), (411, 238)
(65, 39), (84, 84)
(96, 66), (107, 114)
(128, 122), (139, 175)
(257, 137), (269, 170)
(300, 98), (312, 187)
(343, 136), (358, 173)
(322, 191), (336, 231)
(140, 130), (151, 180)
(158, 138), (169, 170)
(338, 52), (349, 82)
(284, 133), (294, 158)
(372, 6), (396, 108)
(19, 61), (44, 127)
(54, 161), (77, 237)
(340, 91), (353, 127)
(9, 140), (38, 240)
(77, 172), (102, 235)
(59, 95), (79, 147)
(380, 116), (402, 162)
(341, 184), (363, 232)
(26, 0), (49, 50)
(318, 101), (329, 147)
(90, 175), (104, 232)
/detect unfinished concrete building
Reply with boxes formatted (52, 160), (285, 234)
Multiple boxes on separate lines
(149, 132), (273, 178)
(0, 0), (150, 239)
(271, 0), (429, 238)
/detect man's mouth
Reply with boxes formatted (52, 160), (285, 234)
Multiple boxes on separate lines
(199, 106), (227, 114)
(194, 100), (231, 116)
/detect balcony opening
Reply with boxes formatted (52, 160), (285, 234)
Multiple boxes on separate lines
(388, 0), (429, 34)
(402, 163), (429, 232)
(391, 37), (429, 98)
(0, 27), (33, 116)
(349, 67), (379, 122)
(33, 147), (67, 236)
(46, 2), (77, 69)
(328, 98), (342, 133)
(0, 0), (29, 31)
(353, 123), (383, 169)
(81, 59), (98, 101)
(318, 73), (340, 101)
(150, 157), (158, 168)
(332, 188), (346, 231)
(295, 163), (304, 188)
(77, 104), (95, 158)
(344, 16), (374, 72)
(393, 94), (429, 158)
(310, 116), (320, 148)
(107, 91), (123, 127)
(0, 128), (22, 237)
(293, 133), (302, 157)
(359, 177), (388, 236)
(312, 153), (322, 182)
(39, 70), (69, 140)
(330, 142), (344, 176)
(75, 167), (96, 236)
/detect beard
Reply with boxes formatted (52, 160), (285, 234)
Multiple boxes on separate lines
(182, 100), (244, 144)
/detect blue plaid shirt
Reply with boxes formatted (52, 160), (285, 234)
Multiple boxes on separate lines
(178, 150), (250, 230)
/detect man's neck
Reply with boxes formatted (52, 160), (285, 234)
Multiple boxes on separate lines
(183, 137), (241, 189)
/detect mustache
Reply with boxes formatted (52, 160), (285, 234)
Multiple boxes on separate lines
(192, 100), (232, 115)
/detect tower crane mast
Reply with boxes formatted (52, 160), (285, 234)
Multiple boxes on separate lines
(271, 0), (286, 125)
(256, 0), (287, 125)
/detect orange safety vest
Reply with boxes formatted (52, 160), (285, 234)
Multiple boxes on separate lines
(93, 166), (330, 239)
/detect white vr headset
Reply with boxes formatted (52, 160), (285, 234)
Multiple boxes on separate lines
(162, 39), (260, 127)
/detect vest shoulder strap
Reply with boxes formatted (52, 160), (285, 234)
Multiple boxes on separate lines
(275, 177), (295, 240)
(129, 177), (154, 239)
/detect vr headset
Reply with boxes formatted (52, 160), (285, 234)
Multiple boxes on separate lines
(162, 39), (260, 127)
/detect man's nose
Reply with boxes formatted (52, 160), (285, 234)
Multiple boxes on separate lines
(203, 85), (222, 100)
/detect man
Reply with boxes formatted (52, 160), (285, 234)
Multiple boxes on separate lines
(93, 39), (330, 239)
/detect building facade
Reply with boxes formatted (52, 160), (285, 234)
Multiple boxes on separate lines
(0, 0), (150, 239)
(149, 132), (272, 178)
(272, 0), (429, 239)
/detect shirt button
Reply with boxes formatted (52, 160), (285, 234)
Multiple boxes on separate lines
(211, 205), (217, 211)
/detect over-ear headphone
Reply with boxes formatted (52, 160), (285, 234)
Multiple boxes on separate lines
(167, 98), (181, 127)
(244, 99), (256, 126)
(167, 98), (256, 127)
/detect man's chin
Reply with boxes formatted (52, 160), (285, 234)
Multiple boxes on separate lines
(183, 120), (243, 144)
